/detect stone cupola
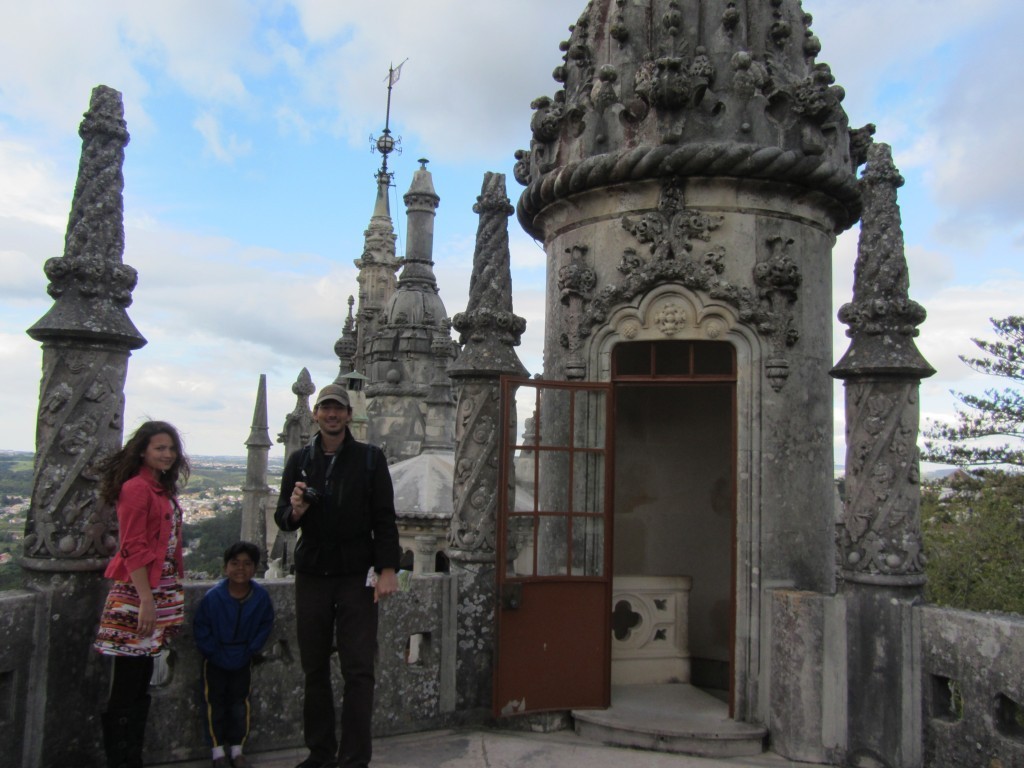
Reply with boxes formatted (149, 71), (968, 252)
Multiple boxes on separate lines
(516, 0), (867, 238)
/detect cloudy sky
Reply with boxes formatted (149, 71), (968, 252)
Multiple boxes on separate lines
(1, 0), (1021, 463)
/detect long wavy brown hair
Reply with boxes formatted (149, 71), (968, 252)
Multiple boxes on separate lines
(98, 421), (191, 505)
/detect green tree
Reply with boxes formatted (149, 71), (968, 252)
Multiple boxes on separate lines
(183, 505), (242, 580)
(921, 471), (1024, 615)
(923, 316), (1024, 468)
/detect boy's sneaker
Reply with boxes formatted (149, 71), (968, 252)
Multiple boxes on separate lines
(212, 758), (229, 768)
(230, 756), (248, 768)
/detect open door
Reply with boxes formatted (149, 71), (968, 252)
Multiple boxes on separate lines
(493, 377), (613, 717)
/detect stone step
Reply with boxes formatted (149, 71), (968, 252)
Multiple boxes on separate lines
(573, 684), (767, 759)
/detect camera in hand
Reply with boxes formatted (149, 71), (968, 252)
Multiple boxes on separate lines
(301, 486), (322, 505)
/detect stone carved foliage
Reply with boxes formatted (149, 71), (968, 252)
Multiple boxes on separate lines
(556, 181), (801, 386)
(448, 382), (500, 560)
(839, 380), (925, 584)
(514, 1), (865, 240)
(22, 348), (128, 567)
(753, 236), (802, 390)
(557, 244), (596, 380)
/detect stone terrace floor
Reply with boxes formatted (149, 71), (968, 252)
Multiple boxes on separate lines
(153, 728), (820, 768)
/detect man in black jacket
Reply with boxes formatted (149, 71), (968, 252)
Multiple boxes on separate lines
(275, 383), (400, 768)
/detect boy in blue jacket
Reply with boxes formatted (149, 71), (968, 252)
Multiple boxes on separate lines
(194, 541), (275, 768)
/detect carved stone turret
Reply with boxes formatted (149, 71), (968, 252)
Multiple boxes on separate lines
(23, 84), (145, 572)
(516, 0), (864, 238)
(241, 374), (273, 574)
(832, 143), (935, 586)
(364, 160), (458, 462)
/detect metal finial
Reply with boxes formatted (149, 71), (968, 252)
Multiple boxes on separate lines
(369, 59), (408, 182)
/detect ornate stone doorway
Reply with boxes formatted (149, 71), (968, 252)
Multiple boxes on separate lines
(611, 340), (736, 707)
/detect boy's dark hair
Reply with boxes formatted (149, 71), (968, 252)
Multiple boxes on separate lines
(224, 541), (260, 567)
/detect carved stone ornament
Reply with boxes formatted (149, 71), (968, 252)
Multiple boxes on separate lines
(515, 0), (864, 239)
(557, 244), (596, 379)
(448, 382), (500, 561)
(838, 380), (926, 585)
(753, 235), (802, 391)
(557, 180), (800, 386)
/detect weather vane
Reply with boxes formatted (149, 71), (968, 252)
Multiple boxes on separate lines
(370, 59), (408, 184)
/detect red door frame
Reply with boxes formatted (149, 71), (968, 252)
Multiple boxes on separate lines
(493, 377), (614, 717)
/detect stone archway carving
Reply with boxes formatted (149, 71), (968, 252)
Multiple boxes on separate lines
(588, 282), (767, 721)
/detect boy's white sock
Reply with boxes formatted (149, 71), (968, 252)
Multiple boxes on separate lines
(230, 745), (243, 759)
(211, 745), (226, 759)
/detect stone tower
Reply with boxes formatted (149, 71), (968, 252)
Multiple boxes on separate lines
(353, 172), (401, 375)
(364, 160), (458, 462)
(241, 373), (273, 572)
(509, 0), (870, 757)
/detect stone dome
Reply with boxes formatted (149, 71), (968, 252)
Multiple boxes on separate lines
(382, 281), (449, 328)
(515, 0), (870, 237)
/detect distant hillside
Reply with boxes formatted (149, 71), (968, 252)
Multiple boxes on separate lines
(0, 451), (283, 498)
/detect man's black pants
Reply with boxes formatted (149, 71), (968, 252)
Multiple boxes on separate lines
(295, 573), (378, 768)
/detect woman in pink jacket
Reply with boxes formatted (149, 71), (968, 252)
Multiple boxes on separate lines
(93, 420), (190, 768)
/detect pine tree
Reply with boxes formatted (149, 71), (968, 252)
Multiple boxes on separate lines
(923, 316), (1024, 468)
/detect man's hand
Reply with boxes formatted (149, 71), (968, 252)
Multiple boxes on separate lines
(290, 482), (310, 522)
(374, 568), (399, 603)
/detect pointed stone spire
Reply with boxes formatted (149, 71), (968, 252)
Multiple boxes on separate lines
(449, 172), (529, 379)
(831, 143), (935, 588)
(833, 144), (934, 378)
(28, 86), (145, 348)
(334, 295), (358, 381)
(448, 172), (528, 560)
(354, 172), (401, 374)
(241, 374), (272, 573)
(277, 368), (316, 462)
(22, 85), (144, 571)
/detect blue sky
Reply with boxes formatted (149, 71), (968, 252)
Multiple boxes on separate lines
(1, 0), (1022, 462)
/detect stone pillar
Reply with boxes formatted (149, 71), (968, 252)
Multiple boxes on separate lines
(22, 85), (146, 768)
(241, 374), (272, 573)
(447, 173), (528, 712)
(831, 144), (934, 768)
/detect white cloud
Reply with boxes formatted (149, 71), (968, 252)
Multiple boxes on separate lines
(1, 0), (1021, 458)
(193, 112), (253, 163)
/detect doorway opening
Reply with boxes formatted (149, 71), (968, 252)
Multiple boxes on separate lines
(611, 339), (736, 706)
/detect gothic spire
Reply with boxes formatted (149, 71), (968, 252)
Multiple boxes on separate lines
(449, 172), (528, 378)
(832, 143), (934, 379)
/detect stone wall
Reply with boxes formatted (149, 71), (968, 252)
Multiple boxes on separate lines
(769, 589), (1024, 768)
(10, 573), (460, 767)
(921, 606), (1024, 768)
